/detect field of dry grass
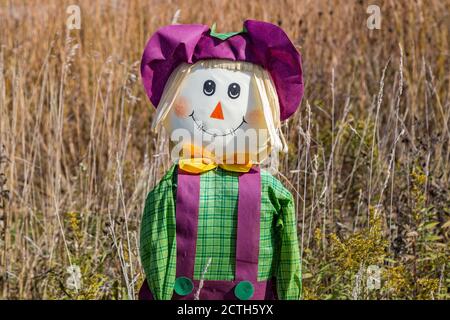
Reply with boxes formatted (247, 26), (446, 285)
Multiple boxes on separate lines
(0, 0), (449, 299)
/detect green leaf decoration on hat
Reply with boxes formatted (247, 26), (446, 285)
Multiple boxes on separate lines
(209, 23), (247, 40)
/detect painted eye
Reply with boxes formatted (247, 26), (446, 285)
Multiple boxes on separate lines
(228, 83), (240, 99)
(203, 80), (216, 96)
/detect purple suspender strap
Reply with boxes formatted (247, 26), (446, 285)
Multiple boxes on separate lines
(175, 170), (201, 279)
(235, 167), (261, 282)
(175, 166), (261, 282)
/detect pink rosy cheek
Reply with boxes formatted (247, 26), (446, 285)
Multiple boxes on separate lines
(246, 109), (265, 126)
(173, 97), (192, 118)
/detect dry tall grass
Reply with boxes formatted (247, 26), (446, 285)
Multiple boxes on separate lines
(0, 0), (448, 299)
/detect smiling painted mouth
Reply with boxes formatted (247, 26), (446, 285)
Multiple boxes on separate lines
(189, 110), (247, 137)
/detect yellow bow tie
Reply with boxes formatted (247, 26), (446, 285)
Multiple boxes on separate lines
(179, 158), (253, 174)
(178, 144), (253, 174)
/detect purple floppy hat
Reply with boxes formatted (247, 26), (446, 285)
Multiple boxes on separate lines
(141, 20), (303, 121)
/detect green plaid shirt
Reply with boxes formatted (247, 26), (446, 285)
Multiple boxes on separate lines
(140, 164), (301, 300)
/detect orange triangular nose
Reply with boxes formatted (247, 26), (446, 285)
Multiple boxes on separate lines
(210, 101), (224, 120)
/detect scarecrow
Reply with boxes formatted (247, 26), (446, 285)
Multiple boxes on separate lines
(139, 20), (304, 300)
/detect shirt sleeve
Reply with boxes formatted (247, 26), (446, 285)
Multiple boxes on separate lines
(140, 165), (177, 300)
(269, 176), (302, 300)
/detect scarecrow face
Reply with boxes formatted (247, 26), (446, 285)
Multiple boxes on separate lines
(165, 66), (268, 162)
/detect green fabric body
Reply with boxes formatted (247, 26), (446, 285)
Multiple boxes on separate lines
(140, 164), (302, 300)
